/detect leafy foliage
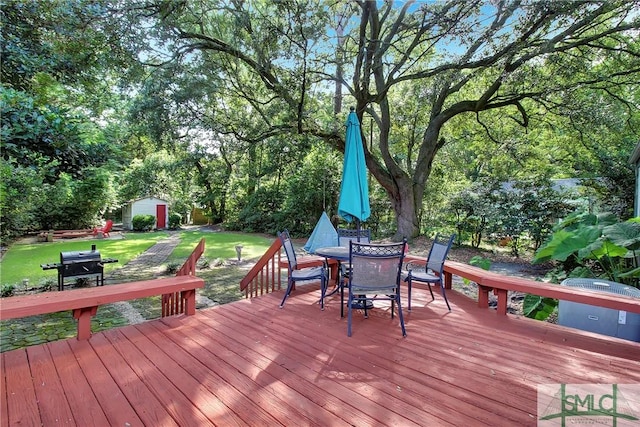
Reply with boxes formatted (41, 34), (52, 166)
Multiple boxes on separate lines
(462, 256), (491, 286)
(168, 213), (182, 229)
(469, 256), (491, 271)
(1, 1), (639, 243)
(448, 179), (574, 253)
(533, 212), (640, 287)
(523, 295), (558, 321)
(0, 161), (43, 239)
(491, 180), (575, 257)
(135, 0), (640, 238)
(1, 284), (16, 298)
(132, 214), (156, 231)
(448, 181), (499, 248)
(0, 87), (103, 182)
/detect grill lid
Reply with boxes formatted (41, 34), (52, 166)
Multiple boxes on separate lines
(60, 244), (101, 264)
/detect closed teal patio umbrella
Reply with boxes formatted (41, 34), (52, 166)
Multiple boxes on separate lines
(338, 107), (370, 230)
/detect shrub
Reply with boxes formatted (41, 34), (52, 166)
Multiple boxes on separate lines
(533, 212), (640, 287)
(169, 213), (182, 229)
(132, 214), (156, 231)
(39, 278), (56, 292)
(1, 284), (15, 297)
(73, 278), (91, 288)
(166, 262), (181, 274)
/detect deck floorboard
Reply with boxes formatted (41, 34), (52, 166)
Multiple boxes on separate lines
(2, 285), (639, 426)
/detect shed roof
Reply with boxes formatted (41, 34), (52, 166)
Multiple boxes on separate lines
(126, 196), (169, 204)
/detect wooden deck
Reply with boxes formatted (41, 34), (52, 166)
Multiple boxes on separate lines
(2, 285), (639, 426)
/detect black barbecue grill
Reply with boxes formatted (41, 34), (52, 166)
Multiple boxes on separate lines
(41, 244), (118, 291)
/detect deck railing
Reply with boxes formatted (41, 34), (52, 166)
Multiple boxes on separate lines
(239, 245), (640, 317)
(162, 238), (206, 316)
(404, 255), (640, 315)
(239, 238), (284, 298)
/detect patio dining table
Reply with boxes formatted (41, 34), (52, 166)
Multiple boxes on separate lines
(314, 246), (350, 262)
(315, 245), (373, 312)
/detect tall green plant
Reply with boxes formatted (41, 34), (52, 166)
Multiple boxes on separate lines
(533, 212), (640, 287)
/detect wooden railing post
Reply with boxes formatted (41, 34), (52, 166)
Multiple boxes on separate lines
(163, 238), (205, 317)
(240, 238), (284, 298)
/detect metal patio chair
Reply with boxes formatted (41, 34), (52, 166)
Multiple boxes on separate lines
(337, 228), (371, 246)
(337, 228), (372, 295)
(404, 233), (455, 311)
(278, 230), (327, 310)
(344, 240), (407, 337)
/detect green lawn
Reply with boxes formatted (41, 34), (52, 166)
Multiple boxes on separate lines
(168, 230), (274, 264)
(0, 230), (277, 352)
(0, 232), (169, 287)
(0, 230), (275, 288)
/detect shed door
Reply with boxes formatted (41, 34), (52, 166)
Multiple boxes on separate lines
(156, 204), (167, 228)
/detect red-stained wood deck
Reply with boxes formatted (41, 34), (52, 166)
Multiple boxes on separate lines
(2, 285), (639, 426)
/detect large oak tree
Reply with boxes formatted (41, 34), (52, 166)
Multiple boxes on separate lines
(129, 0), (640, 238)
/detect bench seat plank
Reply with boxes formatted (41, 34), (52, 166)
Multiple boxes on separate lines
(0, 276), (204, 320)
(404, 256), (640, 316)
(0, 276), (205, 340)
(483, 273), (640, 315)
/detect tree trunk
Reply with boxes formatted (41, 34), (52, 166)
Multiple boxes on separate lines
(394, 177), (420, 240)
(364, 114), (426, 240)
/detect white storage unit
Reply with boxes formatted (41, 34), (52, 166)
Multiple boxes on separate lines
(122, 197), (169, 230)
(558, 278), (640, 342)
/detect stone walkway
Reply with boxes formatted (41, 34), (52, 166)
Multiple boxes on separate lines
(103, 234), (182, 324)
(106, 234), (181, 283)
(104, 233), (216, 324)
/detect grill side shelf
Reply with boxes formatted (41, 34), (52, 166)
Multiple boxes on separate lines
(41, 263), (62, 270)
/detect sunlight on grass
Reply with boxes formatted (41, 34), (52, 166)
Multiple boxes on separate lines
(0, 229), (278, 352)
(0, 230), (274, 287)
(0, 232), (169, 286)
(168, 230), (274, 263)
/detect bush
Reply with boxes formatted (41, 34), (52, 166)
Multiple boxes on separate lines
(39, 278), (56, 292)
(165, 262), (181, 274)
(533, 212), (640, 287)
(1, 284), (15, 297)
(169, 213), (182, 229)
(73, 278), (91, 288)
(132, 214), (156, 231)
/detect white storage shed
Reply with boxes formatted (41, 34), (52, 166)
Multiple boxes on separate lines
(122, 197), (169, 230)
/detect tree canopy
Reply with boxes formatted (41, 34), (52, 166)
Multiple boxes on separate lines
(1, 0), (639, 244)
(123, 0), (640, 238)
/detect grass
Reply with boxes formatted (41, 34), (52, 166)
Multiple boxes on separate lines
(0, 232), (170, 287)
(0, 229), (277, 352)
(0, 230), (274, 289)
(167, 230), (273, 263)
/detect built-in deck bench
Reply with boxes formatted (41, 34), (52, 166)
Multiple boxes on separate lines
(404, 256), (640, 316)
(0, 276), (205, 340)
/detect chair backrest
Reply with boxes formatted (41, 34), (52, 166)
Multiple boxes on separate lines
(426, 234), (455, 274)
(349, 240), (406, 291)
(278, 230), (298, 271)
(338, 228), (371, 247)
(103, 220), (113, 232)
